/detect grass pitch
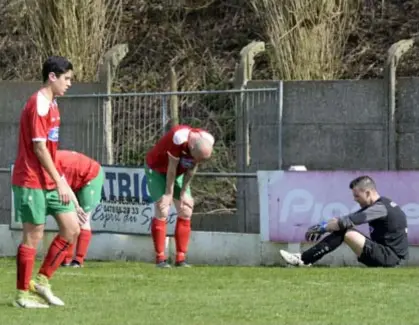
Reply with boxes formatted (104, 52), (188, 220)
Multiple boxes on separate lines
(0, 258), (417, 325)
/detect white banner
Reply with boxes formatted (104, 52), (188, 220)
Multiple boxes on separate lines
(10, 165), (178, 235)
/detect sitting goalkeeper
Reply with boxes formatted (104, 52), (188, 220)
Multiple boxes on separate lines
(280, 176), (409, 268)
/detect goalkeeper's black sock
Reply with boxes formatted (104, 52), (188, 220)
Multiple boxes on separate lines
(301, 230), (346, 265)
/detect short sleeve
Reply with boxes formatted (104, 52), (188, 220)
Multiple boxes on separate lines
(29, 93), (50, 142)
(168, 128), (189, 158)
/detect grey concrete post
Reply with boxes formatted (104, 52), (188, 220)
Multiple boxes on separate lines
(232, 41), (265, 232)
(385, 39), (413, 170)
(98, 44), (129, 164)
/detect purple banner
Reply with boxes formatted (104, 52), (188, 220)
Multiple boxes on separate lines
(259, 171), (419, 244)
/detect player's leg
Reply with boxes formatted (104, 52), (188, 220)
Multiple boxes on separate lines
(12, 186), (49, 308)
(173, 176), (193, 267)
(71, 168), (104, 267)
(62, 242), (74, 267)
(31, 189), (79, 306)
(145, 166), (170, 268)
(344, 230), (401, 267)
(280, 230), (347, 266)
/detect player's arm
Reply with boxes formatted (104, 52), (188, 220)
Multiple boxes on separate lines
(165, 152), (179, 196)
(327, 202), (388, 231)
(30, 100), (70, 203)
(30, 99), (62, 184)
(181, 164), (198, 194)
(33, 142), (62, 185)
(61, 177), (80, 208)
(62, 177), (88, 224)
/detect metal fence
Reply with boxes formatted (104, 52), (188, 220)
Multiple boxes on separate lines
(0, 88), (280, 227)
(59, 88), (280, 214)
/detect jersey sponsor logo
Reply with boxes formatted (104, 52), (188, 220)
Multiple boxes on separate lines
(180, 157), (195, 169)
(48, 126), (59, 142)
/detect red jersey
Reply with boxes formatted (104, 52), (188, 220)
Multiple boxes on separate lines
(146, 125), (214, 175)
(12, 91), (62, 190)
(56, 150), (101, 192)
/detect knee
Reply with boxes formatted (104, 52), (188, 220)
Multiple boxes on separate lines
(23, 228), (44, 248)
(343, 229), (365, 257)
(343, 229), (358, 242)
(81, 222), (91, 231)
(81, 213), (92, 230)
(61, 223), (80, 243)
(179, 201), (194, 219)
(155, 201), (170, 220)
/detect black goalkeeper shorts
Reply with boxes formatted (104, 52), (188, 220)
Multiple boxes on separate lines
(358, 238), (404, 267)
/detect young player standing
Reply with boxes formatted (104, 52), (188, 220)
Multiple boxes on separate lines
(56, 150), (104, 268)
(12, 56), (81, 308)
(145, 124), (214, 268)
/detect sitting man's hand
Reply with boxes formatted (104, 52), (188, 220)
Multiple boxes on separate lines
(305, 221), (328, 242)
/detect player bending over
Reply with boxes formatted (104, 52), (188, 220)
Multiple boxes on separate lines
(280, 176), (409, 268)
(12, 56), (81, 308)
(55, 150), (104, 268)
(145, 124), (214, 268)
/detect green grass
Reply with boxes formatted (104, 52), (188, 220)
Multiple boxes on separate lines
(0, 258), (418, 325)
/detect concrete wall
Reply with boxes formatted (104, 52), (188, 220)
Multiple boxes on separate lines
(1, 225), (419, 267)
(396, 77), (419, 170)
(281, 79), (388, 170)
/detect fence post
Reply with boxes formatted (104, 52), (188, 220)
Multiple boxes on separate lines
(170, 66), (179, 127)
(98, 44), (129, 165)
(384, 39), (413, 170)
(233, 41), (265, 232)
(161, 95), (168, 135)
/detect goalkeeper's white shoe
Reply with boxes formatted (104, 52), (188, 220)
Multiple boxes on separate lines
(279, 250), (310, 267)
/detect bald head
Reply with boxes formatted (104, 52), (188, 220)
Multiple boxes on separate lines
(189, 131), (214, 162)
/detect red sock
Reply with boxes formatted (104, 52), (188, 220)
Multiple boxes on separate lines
(16, 244), (36, 291)
(75, 229), (92, 264)
(64, 243), (74, 265)
(175, 217), (191, 262)
(151, 218), (166, 263)
(38, 235), (70, 279)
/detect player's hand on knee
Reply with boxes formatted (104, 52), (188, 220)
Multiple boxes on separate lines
(158, 194), (173, 211)
(305, 222), (328, 242)
(76, 206), (88, 225)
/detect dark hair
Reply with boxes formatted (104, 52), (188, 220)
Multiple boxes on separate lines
(349, 175), (376, 191)
(42, 56), (73, 83)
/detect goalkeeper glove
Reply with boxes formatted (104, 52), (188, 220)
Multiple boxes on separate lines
(305, 221), (328, 242)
